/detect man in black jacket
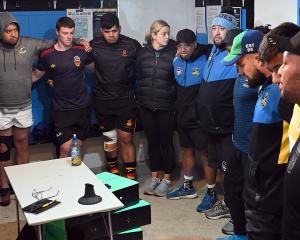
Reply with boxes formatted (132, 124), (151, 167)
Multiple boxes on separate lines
(90, 13), (141, 179)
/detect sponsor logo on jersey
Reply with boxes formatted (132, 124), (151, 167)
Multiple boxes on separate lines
(192, 67), (199, 76)
(176, 67), (182, 76)
(261, 92), (268, 107)
(121, 49), (128, 57)
(74, 56), (81, 67)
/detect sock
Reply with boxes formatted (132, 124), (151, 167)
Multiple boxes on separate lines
(107, 157), (119, 175)
(207, 184), (216, 195)
(183, 175), (193, 189)
(124, 162), (137, 180)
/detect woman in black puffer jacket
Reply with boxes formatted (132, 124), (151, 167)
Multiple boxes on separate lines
(135, 19), (177, 197)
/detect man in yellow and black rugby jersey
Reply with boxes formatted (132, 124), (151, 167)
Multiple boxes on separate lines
(269, 30), (300, 240)
(223, 29), (293, 240)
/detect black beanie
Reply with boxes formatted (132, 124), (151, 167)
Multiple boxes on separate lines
(176, 29), (196, 44)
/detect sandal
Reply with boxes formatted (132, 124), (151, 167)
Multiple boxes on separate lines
(0, 188), (11, 206)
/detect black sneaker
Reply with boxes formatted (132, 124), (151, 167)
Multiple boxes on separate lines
(205, 200), (231, 220)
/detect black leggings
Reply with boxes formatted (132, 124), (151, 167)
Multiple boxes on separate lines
(139, 107), (175, 174)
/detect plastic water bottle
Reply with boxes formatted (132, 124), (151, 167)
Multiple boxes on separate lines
(71, 134), (81, 166)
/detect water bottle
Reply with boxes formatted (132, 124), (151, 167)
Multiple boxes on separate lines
(71, 134), (81, 166)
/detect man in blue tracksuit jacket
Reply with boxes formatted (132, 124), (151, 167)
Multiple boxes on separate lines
(196, 9), (238, 215)
(167, 29), (211, 201)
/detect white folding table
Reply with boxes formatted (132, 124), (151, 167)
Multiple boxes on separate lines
(5, 157), (124, 240)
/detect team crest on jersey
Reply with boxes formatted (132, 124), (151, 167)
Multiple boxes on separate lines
(126, 119), (134, 127)
(176, 67), (182, 76)
(261, 92), (268, 107)
(121, 49), (128, 57)
(18, 46), (27, 55)
(74, 56), (81, 67)
(192, 67), (199, 76)
(50, 64), (56, 69)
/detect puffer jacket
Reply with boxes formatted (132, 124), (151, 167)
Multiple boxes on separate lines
(135, 40), (177, 111)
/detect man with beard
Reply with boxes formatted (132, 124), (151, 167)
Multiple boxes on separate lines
(216, 28), (256, 240)
(196, 8), (237, 217)
(0, 12), (54, 206)
(270, 30), (300, 240)
(223, 29), (292, 240)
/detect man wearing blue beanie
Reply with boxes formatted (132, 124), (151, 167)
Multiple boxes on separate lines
(196, 7), (238, 220)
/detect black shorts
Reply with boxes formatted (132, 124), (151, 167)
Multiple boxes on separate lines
(53, 106), (91, 145)
(177, 127), (207, 150)
(207, 133), (235, 170)
(93, 98), (137, 133)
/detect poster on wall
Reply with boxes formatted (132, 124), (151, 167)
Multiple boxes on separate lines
(67, 8), (117, 40)
(206, 5), (222, 44)
(67, 9), (93, 40)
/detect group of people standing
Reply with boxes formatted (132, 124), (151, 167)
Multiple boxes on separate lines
(1, 6), (300, 240)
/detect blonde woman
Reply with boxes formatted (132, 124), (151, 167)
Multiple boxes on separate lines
(135, 20), (177, 196)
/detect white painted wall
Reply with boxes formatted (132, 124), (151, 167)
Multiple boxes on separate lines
(118, 0), (195, 44)
(255, 0), (297, 27)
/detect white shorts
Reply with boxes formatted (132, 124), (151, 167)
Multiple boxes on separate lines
(0, 107), (33, 130)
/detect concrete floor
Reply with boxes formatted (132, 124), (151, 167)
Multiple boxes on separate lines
(137, 162), (228, 240)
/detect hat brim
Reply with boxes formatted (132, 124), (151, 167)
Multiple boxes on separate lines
(222, 53), (242, 66)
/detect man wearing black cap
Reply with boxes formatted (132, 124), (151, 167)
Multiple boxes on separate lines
(167, 29), (210, 201)
(270, 30), (300, 240)
(90, 13), (141, 180)
(223, 29), (291, 240)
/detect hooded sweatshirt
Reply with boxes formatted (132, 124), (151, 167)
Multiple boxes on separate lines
(0, 12), (53, 110)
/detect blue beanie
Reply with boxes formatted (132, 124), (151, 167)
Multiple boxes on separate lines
(211, 13), (237, 30)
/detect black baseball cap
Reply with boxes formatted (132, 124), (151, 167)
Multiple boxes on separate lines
(176, 29), (196, 44)
(267, 31), (300, 55)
